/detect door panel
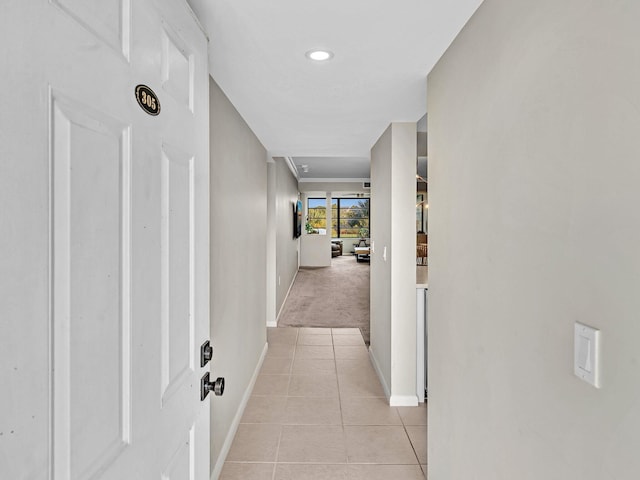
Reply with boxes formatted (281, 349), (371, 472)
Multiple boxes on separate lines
(161, 146), (195, 406)
(50, 91), (132, 479)
(51, 0), (130, 59)
(162, 27), (193, 110)
(161, 427), (194, 480)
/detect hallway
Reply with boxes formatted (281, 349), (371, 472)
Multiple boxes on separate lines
(219, 327), (427, 479)
(277, 255), (371, 343)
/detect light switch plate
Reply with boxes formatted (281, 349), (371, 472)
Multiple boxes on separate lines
(574, 322), (601, 388)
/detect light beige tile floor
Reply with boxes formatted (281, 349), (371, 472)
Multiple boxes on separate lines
(220, 327), (427, 480)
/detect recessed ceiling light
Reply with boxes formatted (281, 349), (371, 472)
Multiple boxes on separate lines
(306, 50), (333, 61)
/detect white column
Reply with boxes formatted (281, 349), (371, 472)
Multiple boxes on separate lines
(370, 122), (418, 406)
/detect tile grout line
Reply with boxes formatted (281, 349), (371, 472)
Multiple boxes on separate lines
(402, 421), (422, 468)
(332, 330), (349, 464)
(271, 326), (298, 480)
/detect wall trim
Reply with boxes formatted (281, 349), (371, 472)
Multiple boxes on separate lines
(283, 156), (299, 179)
(389, 395), (419, 407)
(210, 342), (268, 480)
(369, 346), (419, 406)
(274, 268), (299, 326)
(298, 177), (371, 183)
(368, 345), (391, 400)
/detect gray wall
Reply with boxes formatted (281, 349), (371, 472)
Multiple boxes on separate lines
(370, 123), (417, 404)
(274, 157), (300, 318)
(209, 77), (267, 473)
(427, 0), (640, 478)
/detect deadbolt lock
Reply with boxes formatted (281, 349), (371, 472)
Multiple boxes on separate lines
(200, 340), (213, 367)
(201, 372), (225, 400)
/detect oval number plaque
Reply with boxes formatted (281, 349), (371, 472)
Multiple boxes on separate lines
(135, 84), (161, 116)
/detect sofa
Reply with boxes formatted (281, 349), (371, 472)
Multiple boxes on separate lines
(331, 240), (343, 257)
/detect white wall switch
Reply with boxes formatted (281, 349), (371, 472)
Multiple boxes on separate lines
(574, 322), (601, 388)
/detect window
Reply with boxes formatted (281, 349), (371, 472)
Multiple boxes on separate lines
(308, 197), (370, 238)
(333, 198), (369, 238)
(307, 198), (327, 234)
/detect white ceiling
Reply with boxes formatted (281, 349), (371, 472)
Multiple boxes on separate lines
(293, 156), (370, 179)
(187, 0), (483, 172)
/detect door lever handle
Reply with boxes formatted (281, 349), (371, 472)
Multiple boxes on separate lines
(201, 372), (225, 400)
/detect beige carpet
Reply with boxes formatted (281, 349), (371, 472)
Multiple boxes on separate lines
(278, 254), (370, 344)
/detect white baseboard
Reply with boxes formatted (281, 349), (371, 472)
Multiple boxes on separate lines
(210, 342), (268, 480)
(275, 269), (299, 325)
(368, 345), (391, 400)
(389, 395), (419, 407)
(368, 346), (419, 407)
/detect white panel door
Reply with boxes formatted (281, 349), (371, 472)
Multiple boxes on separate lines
(0, 1), (210, 479)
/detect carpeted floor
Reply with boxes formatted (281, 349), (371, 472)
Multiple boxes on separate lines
(277, 254), (371, 344)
